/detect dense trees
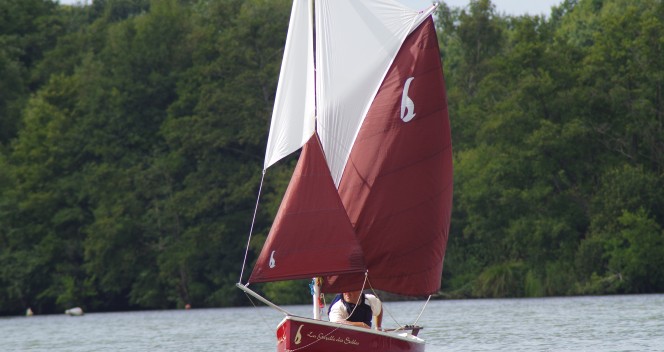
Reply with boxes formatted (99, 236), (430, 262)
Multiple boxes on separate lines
(1, 0), (663, 315)
(437, 0), (664, 298)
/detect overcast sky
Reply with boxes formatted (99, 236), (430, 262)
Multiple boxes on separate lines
(402, 0), (563, 16)
(57, 0), (563, 17)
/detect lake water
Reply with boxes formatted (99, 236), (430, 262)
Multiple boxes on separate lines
(1, 294), (662, 351)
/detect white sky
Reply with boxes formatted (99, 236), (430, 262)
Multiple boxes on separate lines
(58, 0), (89, 4)
(401, 0), (563, 16)
(57, 0), (563, 17)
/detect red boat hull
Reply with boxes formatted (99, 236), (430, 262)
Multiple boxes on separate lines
(275, 316), (425, 352)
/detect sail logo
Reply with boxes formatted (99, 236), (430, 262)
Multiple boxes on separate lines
(400, 77), (416, 122)
(269, 251), (276, 268)
(294, 325), (304, 345)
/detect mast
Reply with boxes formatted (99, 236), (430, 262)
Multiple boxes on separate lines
(309, 0), (320, 321)
(312, 277), (322, 319)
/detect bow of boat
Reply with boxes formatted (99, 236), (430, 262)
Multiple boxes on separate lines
(276, 315), (426, 352)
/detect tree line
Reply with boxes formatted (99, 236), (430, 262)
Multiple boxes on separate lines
(0, 0), (662, 316)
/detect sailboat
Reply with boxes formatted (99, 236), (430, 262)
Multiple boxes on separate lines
(237, 0), (453, 350)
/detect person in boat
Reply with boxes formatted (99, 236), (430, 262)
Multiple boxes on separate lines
(328, 290), (383, 330)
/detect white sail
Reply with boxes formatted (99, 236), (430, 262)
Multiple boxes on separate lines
(314, 0), (434, 185)
(264, 0), (434, 174)
(263, 0), (315, 170)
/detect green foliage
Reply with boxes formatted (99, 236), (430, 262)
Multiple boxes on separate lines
(0, 0), (291, 315)
(606, 209), (664, 292)
(2, 0), (664, 315)
(0, 0), (62, 144)
(575, 272), (625, 295)
(473, 261), (526, 297)
(524, 270), (544, 297)
(261, 280), (311, 306)
(441, 0), (664, 299)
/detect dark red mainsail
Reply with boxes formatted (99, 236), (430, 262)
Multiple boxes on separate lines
(325, 18), (453, 296)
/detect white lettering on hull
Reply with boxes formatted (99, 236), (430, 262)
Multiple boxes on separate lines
(306, 331), (360, 346)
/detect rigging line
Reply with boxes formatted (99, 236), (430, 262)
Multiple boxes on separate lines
(242, 290), (279, 335)
(350, 271), (369, 318)
(413, 294), (432, 326)
(333, 271), (370, 322)
(239, 169), (267, 283)
(366, 275), (404, 330)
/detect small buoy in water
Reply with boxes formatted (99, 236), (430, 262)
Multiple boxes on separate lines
(26, 308), (33, 316)
(65, 307), (84, 316)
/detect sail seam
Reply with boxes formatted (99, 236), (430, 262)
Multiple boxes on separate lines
(359, 139), (451, 184)
(371, 175), (452, 223)
(347, 141), (452, 225)
(368, 265), (442, 279)
(251, 268), (366, 283)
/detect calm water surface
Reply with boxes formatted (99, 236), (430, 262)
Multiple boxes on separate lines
(1, 294), (662, 351)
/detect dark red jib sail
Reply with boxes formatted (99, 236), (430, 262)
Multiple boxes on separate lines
(249, 135), (366, 283)
(324, 18), (453, 296)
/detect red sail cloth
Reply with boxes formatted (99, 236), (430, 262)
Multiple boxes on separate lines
(249, 135), (366, 283)
(324, 18), (453, 296)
